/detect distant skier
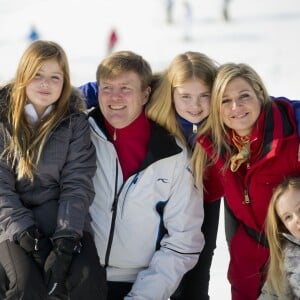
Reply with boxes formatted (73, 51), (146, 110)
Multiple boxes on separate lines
(166, 0), (175, 24)
(182, 0), (192, 40)
(28, 25), (40, 42)
(107, 28), (118, 54)
(223, 0), (231, 22)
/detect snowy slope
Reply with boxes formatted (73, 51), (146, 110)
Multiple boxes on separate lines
(1, 0), (300, 99)
(1, 0), (300, 298)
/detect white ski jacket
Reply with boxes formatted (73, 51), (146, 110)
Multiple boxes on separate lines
(88, 108), (204, 300)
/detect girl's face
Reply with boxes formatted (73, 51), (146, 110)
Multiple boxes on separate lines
(26, 59), (64, 118)
(276, 188), (300, 239)
(173, 79), (211, 124)
(220, 77), (261, 137)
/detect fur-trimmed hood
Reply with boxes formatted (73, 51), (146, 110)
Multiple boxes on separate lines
(0, 84), (87, 122)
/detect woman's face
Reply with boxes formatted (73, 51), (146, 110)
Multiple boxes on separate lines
(220, 77), (261, 137)
(276, 188), (300, 239)
(26, 59), (64, 118)
(173, 79), (211, 124)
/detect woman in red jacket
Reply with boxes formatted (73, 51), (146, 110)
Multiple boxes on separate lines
(192, 63), (300, 300)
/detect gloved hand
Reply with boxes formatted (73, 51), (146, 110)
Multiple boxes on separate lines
(44, 238), (81, 296)
(15, 225), (51, 269)
(16, 225), (43, 253)
(31, 237), (52, 269)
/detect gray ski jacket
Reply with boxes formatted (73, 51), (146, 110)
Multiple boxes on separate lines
(0, 86), (96, 242)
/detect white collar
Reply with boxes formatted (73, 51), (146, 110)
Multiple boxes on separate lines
(25, 103), (53, 127)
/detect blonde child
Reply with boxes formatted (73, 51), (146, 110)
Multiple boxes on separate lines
(259, 176), (300, 299)
(0, 40), (106, 300)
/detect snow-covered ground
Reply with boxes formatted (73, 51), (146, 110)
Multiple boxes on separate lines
(1, 0), (300, 298)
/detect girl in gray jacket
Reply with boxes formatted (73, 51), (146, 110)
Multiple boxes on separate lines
(0, 40), (106, 300)
(258, 177), (300, 300)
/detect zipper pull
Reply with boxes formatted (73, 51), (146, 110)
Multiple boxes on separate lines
(243, 189), (251, 204)
(34, 238), (39, 251)
(111, 195), (118, 212)
(113, 128), (116, 141)
(192, 124), (198, 134)
(111, 201), (117, 212)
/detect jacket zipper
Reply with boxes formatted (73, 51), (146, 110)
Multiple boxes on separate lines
(241, 137), (257, 205)
(243, 187), (251, 204)
(104, 159), (125, 267)
(234, 172), (251, 205)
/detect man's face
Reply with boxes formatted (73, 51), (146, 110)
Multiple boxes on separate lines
(98, 71), (149, 128)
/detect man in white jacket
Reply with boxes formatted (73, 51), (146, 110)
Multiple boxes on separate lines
(86, 50), (205, 300)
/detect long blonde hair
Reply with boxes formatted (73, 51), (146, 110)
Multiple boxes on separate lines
(4, 40), (72, 181)
(146, 51), (217, 146)
(264, 177), (300, 298)
(192, 63), (271, 187)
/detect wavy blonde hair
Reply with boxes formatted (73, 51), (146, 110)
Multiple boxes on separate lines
(264, 177), (299, 299)
(4, 40), (72, 181)
(146, 51), (218, 146)
(191, 63), (271, 187)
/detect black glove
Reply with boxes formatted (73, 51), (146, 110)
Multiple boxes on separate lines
(15, 225), (52, 269)
(16, 225), (43, 253)
(44, 238), (82, 296)
(31, 237), (52, 269)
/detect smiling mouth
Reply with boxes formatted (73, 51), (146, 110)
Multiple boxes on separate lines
(232, 112), (248, 119)
(109, 105), (125, 110)
(188, 111), (202, 116)
(38, 90), (50, 95)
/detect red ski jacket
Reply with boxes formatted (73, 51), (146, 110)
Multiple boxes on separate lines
(197, 99), (300, 300)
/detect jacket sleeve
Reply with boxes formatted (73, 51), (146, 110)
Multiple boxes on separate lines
(289, 99), (300, 137)
(271, 96), (300, 137)
(125, 151), (204, 300)
(78, 81), (99, 109)
(53, 114), (96, 239)
(0, 130), (35, 241)
(203, 164), (224, 202)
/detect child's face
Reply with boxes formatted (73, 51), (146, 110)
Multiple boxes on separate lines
(26, 59), (64, 118)
(173, 79), (211, 124)
(276, 188), (300, 239)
